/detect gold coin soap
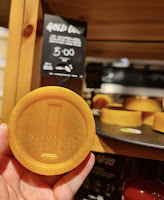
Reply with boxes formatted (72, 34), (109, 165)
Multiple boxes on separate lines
(100, 108), (142, 127)
(153, 112), (164, 133)
(8, 86), (95, 175)
(123, 97), (163, 112)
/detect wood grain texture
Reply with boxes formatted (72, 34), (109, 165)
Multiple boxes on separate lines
(1, 0), (25, 123)
(16, 0), (40, 102)
(42, 0), (164, 41)
(87, 41), (164, 59)
(0, 0), (11, 28)
(31, 1), (43, 91)
(92, 135), (164, 161)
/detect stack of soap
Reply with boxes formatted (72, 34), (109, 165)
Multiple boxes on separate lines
(100, 97), (164, 130)
(123, 97), (163, 126)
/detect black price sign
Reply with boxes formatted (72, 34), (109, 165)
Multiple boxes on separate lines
(75, 153), (125, 200)
(41, 14), (87, 78)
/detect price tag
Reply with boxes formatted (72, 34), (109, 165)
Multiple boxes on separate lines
(41, 14), (87, 79)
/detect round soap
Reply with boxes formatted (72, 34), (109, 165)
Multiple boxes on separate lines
(153, 112), (164, 133)
(100, 108), (142, 127)
(92, 94), (111, 109)
(8, 86), (95, 175)
(123, 97), (163, 112)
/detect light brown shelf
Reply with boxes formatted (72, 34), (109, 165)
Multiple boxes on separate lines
(91, 117), (164, 161)
(92, 134), (164, 161)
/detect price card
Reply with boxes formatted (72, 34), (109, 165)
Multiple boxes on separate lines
(41, 14), (87, 78)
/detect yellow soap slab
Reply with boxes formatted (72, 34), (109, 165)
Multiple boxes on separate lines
(142, 112), (154, 126)
(100, 108), (142, 127)
(153, 112), (164, 133)
(8, 86), (95, 175)
(123, 97), (163, 112)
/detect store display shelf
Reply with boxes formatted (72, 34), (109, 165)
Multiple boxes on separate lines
(95, 116), (164, 150)
(84, 83), (164, 98)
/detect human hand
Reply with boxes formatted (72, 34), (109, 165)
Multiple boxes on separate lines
(0, 123), (95, 200)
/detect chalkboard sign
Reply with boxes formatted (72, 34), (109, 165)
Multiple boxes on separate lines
(41, 14), (87, 79)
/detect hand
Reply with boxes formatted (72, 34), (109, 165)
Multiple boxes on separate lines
(0, 123), (95, 200)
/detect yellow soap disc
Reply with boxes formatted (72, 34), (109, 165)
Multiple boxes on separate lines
(8, 86), (95, 175)
(92, 94), (111, 109)
(153, 112), (164, 133)
(123, 97), (163, 112)
(142, 112), (154, 126)
(100, 108), (142, 127)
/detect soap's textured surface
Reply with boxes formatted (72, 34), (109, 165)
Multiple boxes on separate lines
(100, 108), (142, 127)
(123, 97), (163, 112)
(8, 86), (95, 175)
(153, 112), (164, 133)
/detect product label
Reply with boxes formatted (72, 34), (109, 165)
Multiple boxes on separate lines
(41, 14), (87, 78)
(120, 128), (142, 134)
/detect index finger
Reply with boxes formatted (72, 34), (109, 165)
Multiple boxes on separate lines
(0, 124), (12, 156)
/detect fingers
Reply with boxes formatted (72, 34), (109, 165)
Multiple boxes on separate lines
(20, 171), (54, 200)
(53, 152), (95, 200)
(0, 175), (9, 200)
(0, 123), (11, 156)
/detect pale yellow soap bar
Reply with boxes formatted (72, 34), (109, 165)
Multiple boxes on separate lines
(153, 112), (164, 133)
(100, 108), (142, 127)
(142, 112), (154, 126)
(123, 97), (163, 112)
(8, 86), (95, 175)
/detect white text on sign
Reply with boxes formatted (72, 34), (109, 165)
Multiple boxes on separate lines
(53, 46), (75, 57)
(46, 22), (85, 35)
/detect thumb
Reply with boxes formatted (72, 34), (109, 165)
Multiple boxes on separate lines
(53, 153), (95, 200)
(0, 124), (11, 156)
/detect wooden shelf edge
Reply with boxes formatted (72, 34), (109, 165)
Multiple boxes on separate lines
(91, 135), (164, 161)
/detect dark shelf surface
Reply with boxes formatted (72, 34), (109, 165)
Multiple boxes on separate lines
(95, 116), (164, 150)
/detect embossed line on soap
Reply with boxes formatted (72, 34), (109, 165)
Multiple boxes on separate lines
(41, 104), (62, 159)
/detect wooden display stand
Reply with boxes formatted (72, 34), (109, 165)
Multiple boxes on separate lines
(1, 0), (164, 161)
(92, 135), (164, 161)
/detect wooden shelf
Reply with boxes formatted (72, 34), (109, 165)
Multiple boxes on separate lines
(91, 117), (164, 161)
(91, 134), (164, 161)
(95, 117), (164, 149)
(42, 0), (164, 60)
(87, 41), (164, 60)
(42, 0), (164, 41)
